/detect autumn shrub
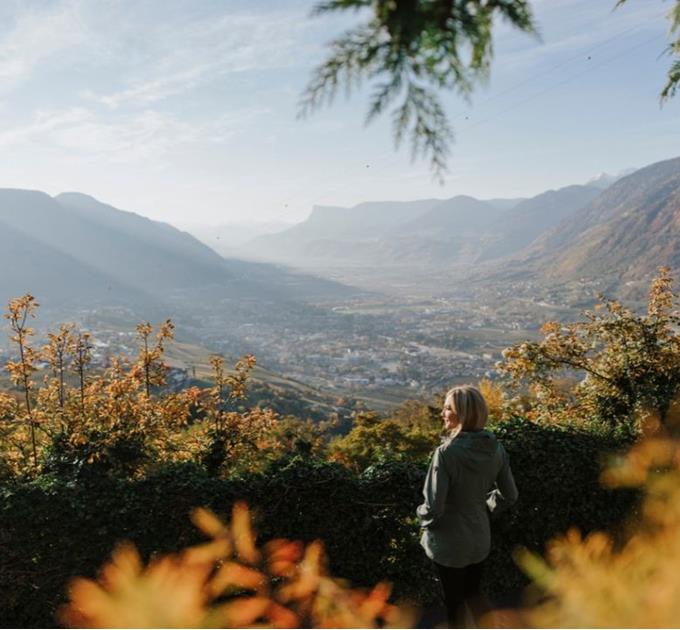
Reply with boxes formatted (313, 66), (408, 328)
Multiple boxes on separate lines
(59, 502), (415, 629)
(506, 427), (680, 628)
(499, 267), (680, 429)
(478, 378), (506, 421)
(0, 419), (636, 628)
(0, 295), (281, 480)
(328, 410), (439, 471)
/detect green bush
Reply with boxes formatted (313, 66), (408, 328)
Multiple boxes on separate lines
(0, 418), (637, 628)
(483, 418), (638, 594)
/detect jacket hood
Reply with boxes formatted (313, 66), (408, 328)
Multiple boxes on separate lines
(443, 429), (499, 459)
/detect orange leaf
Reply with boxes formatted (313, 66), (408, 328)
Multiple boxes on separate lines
(99, 543), (143, 590)
(359, 582), (391, 620)
(208, 562), (266, 596)
(183, 538), (232, 566)
(278, 541), (323, 602)
(383, 603), (419, 629)
(232, 502), (261, 565)
(266, 539), (304, 563)
(266, 540), (303, 577)
(213, 596), (271, 627)
(59, 579), (111, 629)
(266, 602), (300, 629)
(191, 508), (229, 539)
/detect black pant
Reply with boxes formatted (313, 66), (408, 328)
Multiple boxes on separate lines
(433, 560), (486, 628)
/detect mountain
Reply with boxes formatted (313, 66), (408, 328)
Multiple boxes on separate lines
(521, 156), (680, 281)
(485, 198), (527, 211)
(53, 192), (231, 293)
(250, 199), (441, 263)
(249, 186), (600, 268)
(181, 221), (294, 258)
(0, 189), (356, 311)
(295, 199), (441, 239)
(393, 195), (502, 235)
(478, 185), (602, 261)
(0, 216), (144, 307)
(585, 168), (637, 190)
(251, 197), (506, 266)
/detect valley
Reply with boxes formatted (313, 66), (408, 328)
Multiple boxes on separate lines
(2, 156), (678, 416)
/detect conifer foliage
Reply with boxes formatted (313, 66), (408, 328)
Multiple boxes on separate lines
(300, 0), (537, 179)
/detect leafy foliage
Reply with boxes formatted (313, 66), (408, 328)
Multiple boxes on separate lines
(60, 501), (415, 629)
(0, 419), (635, 627)
(514, 425), (680, 627)
(4, 271), (680, 627)
(478, 377), (506, 421)
(499, 267), (680, 429)
(328, 407), (441, 470)
(300, 0), (536, 179)
(4, 294), (40, 468)
(0, 295), (277, 479)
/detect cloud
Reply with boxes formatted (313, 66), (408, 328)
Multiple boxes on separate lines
(0, 107), (92, 147)
(83, 9), (311, 109)
(0, 0), (86, 85)
(0, 105), (270, 163)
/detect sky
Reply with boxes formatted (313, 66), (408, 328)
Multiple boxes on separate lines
(0, 0), (677, 226)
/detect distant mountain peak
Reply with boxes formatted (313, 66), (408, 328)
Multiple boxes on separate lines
(586, 168), (637, 189)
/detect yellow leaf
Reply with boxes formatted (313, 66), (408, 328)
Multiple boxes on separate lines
(213, 596), (270, 627)
(232, 502), (261, 565)
(267, 602), (299, 629)
(61, 545), (210, 628)
(208, 562), (266, 596)
(183, 538), (232, 566)
(191, 508), (229, 539)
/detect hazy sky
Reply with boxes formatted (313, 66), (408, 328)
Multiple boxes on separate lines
(0, 0), (677, 225)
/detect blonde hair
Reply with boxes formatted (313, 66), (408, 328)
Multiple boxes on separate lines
(445, 385), (488, 432)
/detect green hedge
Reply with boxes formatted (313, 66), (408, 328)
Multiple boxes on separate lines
(0, 418), (638, 628)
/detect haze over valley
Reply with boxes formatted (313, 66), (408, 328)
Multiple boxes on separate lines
(5, 156), (680, 415)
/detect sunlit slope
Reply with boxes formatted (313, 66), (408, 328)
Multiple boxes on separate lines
(521, 156), (680, 281)
(478, 185), (602, 261)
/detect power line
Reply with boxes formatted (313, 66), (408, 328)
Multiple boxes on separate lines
(450, 13), (667, 124)
(267, 18), (667, 222)
(463, 32), (661, 132)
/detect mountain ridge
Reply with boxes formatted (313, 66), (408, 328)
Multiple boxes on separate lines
(0, 189), (358, 313)
(247, 183), (611, 267)
(516, 156), (680, 282)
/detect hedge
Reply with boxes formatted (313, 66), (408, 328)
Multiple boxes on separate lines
(0, 418), (638, 628)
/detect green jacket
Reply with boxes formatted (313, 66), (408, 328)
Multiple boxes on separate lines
(417, 429), (518, 568)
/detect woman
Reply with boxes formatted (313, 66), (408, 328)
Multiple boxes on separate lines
(417, 385), (518, 628)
